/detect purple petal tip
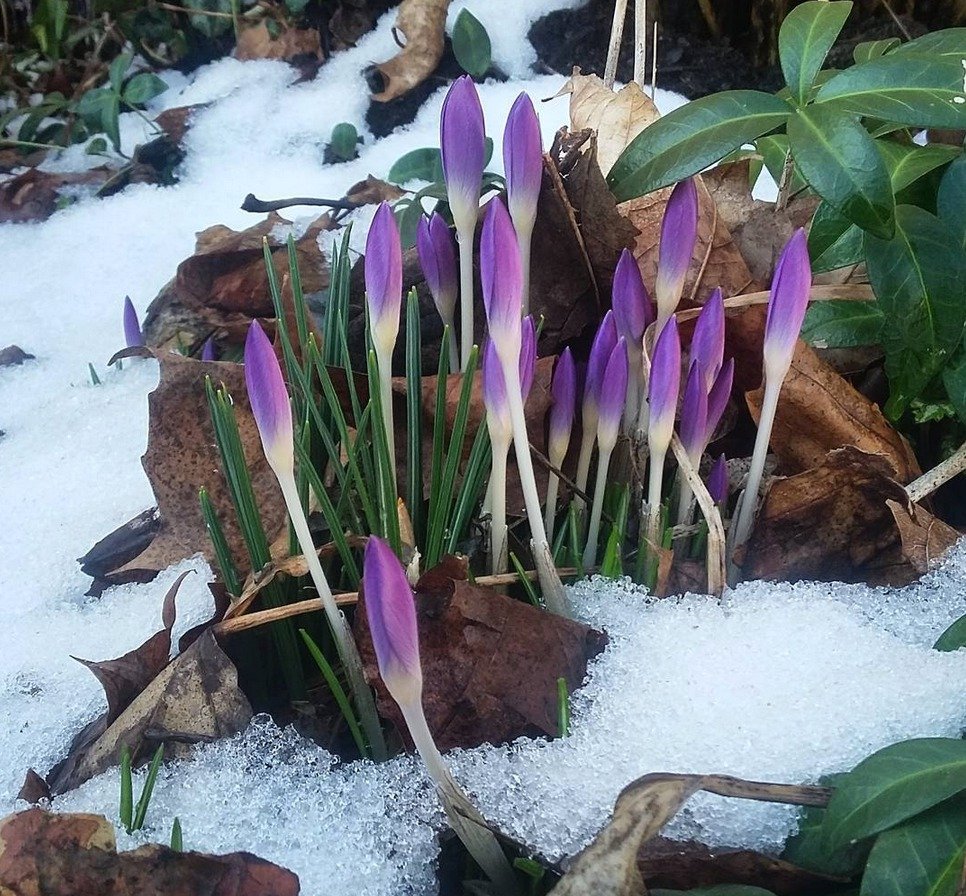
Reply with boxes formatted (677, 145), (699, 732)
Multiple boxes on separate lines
(244, 321), (293, 469)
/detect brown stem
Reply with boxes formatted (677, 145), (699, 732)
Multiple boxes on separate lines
(241, 193), (363, 213)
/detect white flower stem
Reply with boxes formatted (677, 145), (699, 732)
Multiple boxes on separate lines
(457, 229), (474, 372)
(375, 345), (396, 493)
(729, 375), (781, 582)
(623, 344), (643, 436)
(502, 359), (570, 617)
(583, 443), (614, 569)
(276, 474), (387, 760)
(544, 468), (560, 542)
(574, 427), (596, 508)
(400, 697), (519, 894)
(489, 437), (510, 574)
(517, 225), (533, 317)
(645, 441), (667, 554)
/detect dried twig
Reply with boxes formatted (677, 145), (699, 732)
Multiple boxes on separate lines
(603, 0), (629, 89)
(633, 0), (648, 89)
(674, 284), (876, 321)
(905, 440), (966, 503)
(241, 193), (362, 214)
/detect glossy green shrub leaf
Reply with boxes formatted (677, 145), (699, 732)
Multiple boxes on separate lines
(756, 134), (807, 194)
(942, 349), (966, 424)
(892, 27), (966, 58)
(876, 141), (960, 193)
(808, 201), (864, 272)
(608, 91), (790, 200)
(853, 37), (900, 64)
(452, 9), (491, 79)
(934, 610), (966, 651)
(328, 122), (359, 162)
(782, 796), (872, 877)
(814, 55), (966, 130)
(801, 300), (883, 348)
(388, 136), (493, 185)
(787, 104), (894, 237)
(778, 0), (852, 104)
(864, 206), (966, 418)
(937, 156), (966, 252)
(859, 792), (966, 896)
(821, 738), (966, 852)
(123, 72), (168, 105)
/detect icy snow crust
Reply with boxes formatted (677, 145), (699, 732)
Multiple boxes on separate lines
(0, 2), (962, 893)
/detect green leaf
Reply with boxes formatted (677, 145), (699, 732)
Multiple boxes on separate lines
(808, 201), (864, 272)
(131, 744), (164, 831)
(859, 792), (966, 896)
(387, 135), (493, 185)
(821, 738), (966, 852)
(787, 104), (894, 237)
(123, 72), (168, 106)
(892, 27), (966, 58)
(188, 0), (233, 38)
(802, 300), (883, 348)
(937, 156), (966, 253)
(451, 9), (491, 79)
(85, 136), (109, 155)
(778, 1), (853, 105)
(170, 817), (183, 851)
(934, 611), (966, 651)
(118, 746), (133, 833)
(853, 37), (900, 65)
(783, 798), (871, 877)
(942, 348), (966, 424)
(607, 90), (791, 200)
(814, 55), (966, 130)
(328, 121), (358, 162)
(108, 52), (133, 93)
(756, 134), (806, 194)
(876, 141), (961, 193)
(864, 205), (966, 417)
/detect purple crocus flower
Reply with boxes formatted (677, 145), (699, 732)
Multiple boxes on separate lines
(612, 249), (653, 346)
(690, 287), (724, 389)
(480, 199), (523, 362)
(548, 347), (576, 462)
(440, 75), (485, 234)
(483, 315), (537, 437)
(597, 337), (628, 450)
(365, 201), (403, 357)
(417, 213), (458, 325)
(201, 337), (217, 362)
(363, 535), (422, 706)
(679, 360), (708, 460)
(705, 357), (734, 443)
(244, 321), (293, 475)
(763, 228), (812, 381)
(654, 178), (698, 328)
(503, 92), (542, 238)
(584, 310), (618, 422)
(123, 296), (143, 348)
(707, 453), (728, 506)
(647, 317), (681, 452)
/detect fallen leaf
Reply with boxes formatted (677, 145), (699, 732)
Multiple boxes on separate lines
(0, 168), (110, 224)
(344, 175), (406, 206)
(355, 564), (607, 751)
(559, 69), (660, 177)
(78, 508), (161, 595)
(370, 0), (449, 102)
(740, 447), (911, 584)
(15, 770), (50, 805)
(0, 808), (300, 896)
(234, 20), (322, 62)
(745, 340), (920, 481)
(142, 212), (332, 353)
(153, 104), (206, 146)
(886, 498), (961, 574)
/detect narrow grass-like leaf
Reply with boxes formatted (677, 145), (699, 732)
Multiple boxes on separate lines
(300, 628), (369, 758)
(132, 744), (164, 831)
(444, 424), (492, 555)
(88, 363), (101, 386)
(170, 817), (183, 851)
(119, 746), (133, 833)
(599, 486), (630, 578)
(509, 551), (541, 608)
(427, 329), (451, 544)
(556, 677), (570, 737)
(821, 737), (966, 852)
(567, 502), (583, 576)
(199, 487), (241, 597)
(405, 289), (424, 543)
(367, 349), (401, 550)
(286, 235), (311, 355)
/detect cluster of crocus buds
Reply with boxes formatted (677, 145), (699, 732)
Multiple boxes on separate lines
(416, 213), (460, 374)
(544, 348), (576, 540)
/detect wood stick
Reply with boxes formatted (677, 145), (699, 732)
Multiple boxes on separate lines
(905, 440), (966, 503)
(603, 0), (629, 89)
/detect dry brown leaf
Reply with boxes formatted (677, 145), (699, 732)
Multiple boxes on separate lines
(355, 564), (607, 751)
(0, 808), (299, 896)
(370, 0), (450, 102)
(0, 168), (111, 224)
(234, 20), (322, 61)
(740, 447), (911, 584)
(886, 498), (961, 574)
(558, 69), (660, 177)
(746, 340), (920, 481)
(344, 175), (406, 206)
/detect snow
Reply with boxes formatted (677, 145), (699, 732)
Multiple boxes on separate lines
(1, 3), (964, 895)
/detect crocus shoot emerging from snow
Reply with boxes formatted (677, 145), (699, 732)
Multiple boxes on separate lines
(480, 199), (569, 617)
(440, 75), (485, 371)
(417, 213), (460, 374)
(503, 92), (542, 315)
(362, 536), (519, 893)
(123, 296), (143, 348)
(544, 347), (576, 541)
(245, 321), (386, 759)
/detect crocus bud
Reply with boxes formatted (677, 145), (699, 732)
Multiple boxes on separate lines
(690, 287), (724, 389)
(584, 311), (618, 426)
(763, 228), (811, 383)
(123, 297), (143, 348)
(654, 178), (698, 327)
(440, 75), (485, 235)
(201, 337), (216, 362)
(417, 213), (458, 328)
(365, 202), (403, 358)
(705, 357), (734, 444)
(548, 347), (576, 464)
(597, 337), (628, 452)
(480, 199), (523, 362)
(503, 92), (542, 238)
(612, 249), (653, 345)
(244, 321), (293, 476)
(363, 535), (422, 707)
(483, 317), (536, 445)
(647, 317), (681, 453)
(679, 360), (708, 460)
(707, 453), (728, 506)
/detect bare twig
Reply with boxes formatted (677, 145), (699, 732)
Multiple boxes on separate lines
(649, 20), (658, 101)
(905, 440), (966, 503)
(241, 193), (363, 213)
(603, 0), (629, 89)
(633, 0), (647, 89)
(877, 0), (912, 40)
(674, 284), (876, 321)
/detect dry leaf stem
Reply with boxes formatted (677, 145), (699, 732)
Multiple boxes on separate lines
(905, 440), (966, 503)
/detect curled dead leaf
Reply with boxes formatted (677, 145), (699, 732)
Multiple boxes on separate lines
(886, 498), (961, 574)
(234, 20), (322, 62)
(369, 0), (450, 102)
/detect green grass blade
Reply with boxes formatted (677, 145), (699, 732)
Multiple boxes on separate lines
(367, 348), (401, 550)
(567, 502), (583, 577)
(405, 288), (424, 544)
(557, 677), (570, 737)
(170, 817), (183, 851)
(199, 487), (241, 597)
(119, 746), (133, 833)
(132, 744), (164, 831)
(286, 234), (311, 357)
(444, 423), (491, 555)
(299, 628), (369, 758)
(426, 328), (451, 552)
(510, 551), (541, 608)
(599, 486), (630, 578)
